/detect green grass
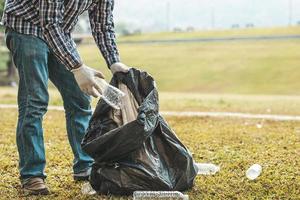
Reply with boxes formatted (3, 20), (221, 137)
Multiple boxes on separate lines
(0, 30), (9, 70)
(1, 26), (300, 94)
(1, 25), (299, 199)
(117, 26), (300, 42)
(79, 37), (300, 95)
(159, 93), (300, 115)
(1, 87), (300, 115)
(0, 49), (9, 71)
(0, 108), (299, 199)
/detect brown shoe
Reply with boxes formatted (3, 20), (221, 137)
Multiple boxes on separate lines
(21, 177), (49, 195)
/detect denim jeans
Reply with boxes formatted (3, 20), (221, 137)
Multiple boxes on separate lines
(5, 29), (94, 180)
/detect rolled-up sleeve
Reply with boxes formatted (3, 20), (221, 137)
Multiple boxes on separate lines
(39, 0), (82, 70)
(88, 0), (120, 68)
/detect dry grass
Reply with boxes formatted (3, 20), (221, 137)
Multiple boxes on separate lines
(77, 39), (300, 95)
(0, 108), (299, 199)
(117, 26), (300, 42)
(2, 27), (300, 94)
(1, 87), (300, 115)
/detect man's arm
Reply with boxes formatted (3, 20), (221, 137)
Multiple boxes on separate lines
(88, 0), (120, 68)
(39, 0), (82, 70)
(39, 0), (105, 97)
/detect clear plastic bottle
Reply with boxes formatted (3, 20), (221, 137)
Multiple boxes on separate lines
(246, 164), (262, 180)
(195, 163), (220, 175)
(81, 182), (96, 195)
(94, 78), (125, 110)
(133, 191), (189, 200)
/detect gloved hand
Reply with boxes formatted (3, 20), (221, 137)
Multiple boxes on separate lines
(110, 62), (130, 74)
(72, 64), (105, 98)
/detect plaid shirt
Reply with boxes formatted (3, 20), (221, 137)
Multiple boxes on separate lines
(1, 0), (120, 70)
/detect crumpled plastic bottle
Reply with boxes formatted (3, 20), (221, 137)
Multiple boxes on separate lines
(81, 182), (96, 195)
(246, 164), (262, 180)
(195, 163), (220, 175)
(133, 191), (189, 200)
(94, 77), (125, 110)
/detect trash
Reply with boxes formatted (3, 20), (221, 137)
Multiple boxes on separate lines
(94, 77), (125, 110)
(81, 182), (96, 195)
(133, 191), (189, 200)
(82, 68), (197, 195)
(246, 164), (262, 180)
(195, 163), (220, 175)
(244, 122), (250, 126)
(256, 123), (263, 129)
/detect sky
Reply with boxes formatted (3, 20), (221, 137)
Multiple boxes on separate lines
(113, 0), (300, 32)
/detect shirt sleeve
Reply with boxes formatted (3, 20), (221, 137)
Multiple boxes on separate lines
(88, 0), (120, 68)
(39, 0), (82, 70)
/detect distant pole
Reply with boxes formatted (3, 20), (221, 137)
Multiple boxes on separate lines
(289, 0), (293, 26)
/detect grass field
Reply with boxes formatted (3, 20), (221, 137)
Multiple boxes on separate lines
(0, 108), (299, 199)
(1, 26), (300, 94)
(0, 48), (9, 71)
(78, 28), (300, 95)
(0, 27), (299, 199)
(117, 26), (300, 42)
(1, 27), (300, 115)
(1, 87), (300, 115)
(118, 26), (300, 42)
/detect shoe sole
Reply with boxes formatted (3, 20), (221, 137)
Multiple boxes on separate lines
(23, 188), (50, 196)
(73, 176), (89, 181)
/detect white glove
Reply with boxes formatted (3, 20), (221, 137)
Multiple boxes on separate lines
(72, 64), (105, 98)
(110, 62), (130, 74)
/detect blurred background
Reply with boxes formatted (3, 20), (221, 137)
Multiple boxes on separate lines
(0, 0), (300, 114)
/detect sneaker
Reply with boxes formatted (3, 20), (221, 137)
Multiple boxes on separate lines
(74, 168), (91, 181)
(21, 177), (49, 195)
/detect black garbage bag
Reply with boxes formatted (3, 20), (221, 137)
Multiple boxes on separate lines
(81, 68), (198, 195)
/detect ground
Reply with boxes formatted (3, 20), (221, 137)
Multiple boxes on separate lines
(0, 27), (299, 199)
(0, 108), (299, 199)
(1, 87), (300, 115)
(1, 26), (300, 94)
(77, 26), (300, 95)
(79, 39), (300, 95)
(116, 26), (300, 42)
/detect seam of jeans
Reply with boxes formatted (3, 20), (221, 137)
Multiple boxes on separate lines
(69, 109), (80, 160)
(69, 109), (85, 173)
(17, 64), (30, 177)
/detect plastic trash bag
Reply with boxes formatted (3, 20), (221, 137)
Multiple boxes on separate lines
(81, 68), (198, 195)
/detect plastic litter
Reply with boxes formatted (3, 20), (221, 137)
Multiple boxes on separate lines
(82, 68), (197, 195)
(133, 191), (189, 200)
(246, 164), (262, 180)
(195, 163), (220, 175)
(94, 77), (125, 110)
(81, 182), (96, 195)
(256, 123), (263, 129)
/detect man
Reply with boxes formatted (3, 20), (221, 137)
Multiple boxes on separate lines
(1, 0), (129, 195)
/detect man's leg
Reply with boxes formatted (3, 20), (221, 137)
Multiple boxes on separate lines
(48, 52), (94, 178)
(6, 29), (50, 193)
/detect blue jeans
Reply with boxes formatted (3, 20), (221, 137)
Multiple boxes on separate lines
(5, 29), (94, 180)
